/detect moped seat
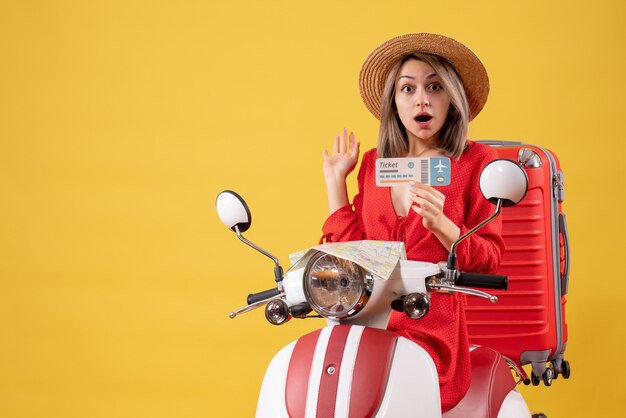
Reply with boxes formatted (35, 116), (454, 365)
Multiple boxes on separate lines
(443, 346), (516, 418)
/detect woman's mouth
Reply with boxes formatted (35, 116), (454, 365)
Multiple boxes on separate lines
(414, 113), (432, 127)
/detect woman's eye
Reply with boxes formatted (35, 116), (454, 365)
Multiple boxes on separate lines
(401, 85), (413, 93)
(429, 83), (443, 92)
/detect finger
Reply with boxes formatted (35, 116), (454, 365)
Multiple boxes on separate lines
(348, 131), (355, 151)
(412, 182), (446, 199)
(427, 186), (446, 200)
(411, 195), (440, 216)
(411, 188), (443, 207)
(323, 150), (329, 160)
(410, 181), (432, 192)
(333, 135), (340, 155)
(410, 204), (423, 216)
(351, 140), (361, 158)
(410, 195), (427, 208)
(340, 128), (347, 154)
(408, 181), (423, 193)
(411, 188), (435, 202)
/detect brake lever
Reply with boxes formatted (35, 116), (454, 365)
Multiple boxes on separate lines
(228, 294), (285, 319)
(427, 283), (498, 303)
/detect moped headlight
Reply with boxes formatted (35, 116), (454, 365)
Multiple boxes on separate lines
(303, 251), (373, 319)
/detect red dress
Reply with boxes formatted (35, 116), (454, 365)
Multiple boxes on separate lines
(321, 141), (504, 412)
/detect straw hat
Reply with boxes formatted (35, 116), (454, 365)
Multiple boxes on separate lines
(359, 33), (489, 120)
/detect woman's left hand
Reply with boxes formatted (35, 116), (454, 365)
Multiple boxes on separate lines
(409, 182), (449, 232)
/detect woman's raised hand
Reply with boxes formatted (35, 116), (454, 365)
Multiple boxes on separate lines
(323, 128), (360, 185)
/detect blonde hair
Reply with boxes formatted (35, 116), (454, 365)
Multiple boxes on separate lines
(377, 53), (470, 159)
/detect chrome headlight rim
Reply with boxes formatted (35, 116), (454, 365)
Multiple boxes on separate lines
(302, 251), (373, 319)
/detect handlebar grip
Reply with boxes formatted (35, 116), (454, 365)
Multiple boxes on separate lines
(456, 272), (508, 290)
(289, 303), (312, 318)
(247, 288), (280, 305)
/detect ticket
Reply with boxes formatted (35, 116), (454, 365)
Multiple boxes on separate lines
(375, 157), (451, 187)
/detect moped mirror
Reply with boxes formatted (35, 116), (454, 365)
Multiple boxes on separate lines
(479, 159), (528, 207)
(215, 190), (285, 293)
(216, 190), (251, 233)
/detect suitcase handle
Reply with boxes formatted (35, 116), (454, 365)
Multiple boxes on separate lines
(476, 140), (524, 147)
(559, 213), (570, 295)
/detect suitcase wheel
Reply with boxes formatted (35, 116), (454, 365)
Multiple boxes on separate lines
(531, 372), (540, 386)
(542, 367), (554, 386)
(531, 364), (554, 386)
(561, 359), (571, 379)
(550, 358), (572, 379)
(550, 360), (559, 380)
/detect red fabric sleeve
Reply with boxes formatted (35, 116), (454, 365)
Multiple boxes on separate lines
(454, 149), (505, 273)
(320, 151), (371, 243)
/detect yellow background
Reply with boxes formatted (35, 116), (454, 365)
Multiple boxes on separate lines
(1, 0), (624, 417)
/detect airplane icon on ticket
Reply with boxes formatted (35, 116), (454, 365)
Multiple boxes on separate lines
(434, 159), (447, 173)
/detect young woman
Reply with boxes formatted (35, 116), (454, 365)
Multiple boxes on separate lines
(321, 33), (505, 412)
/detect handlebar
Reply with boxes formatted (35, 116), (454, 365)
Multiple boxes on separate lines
(247, 288), (281, 305)
(455, 272), (508, 290)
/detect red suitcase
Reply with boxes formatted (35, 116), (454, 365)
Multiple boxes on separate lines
(465, 140), (571, 386)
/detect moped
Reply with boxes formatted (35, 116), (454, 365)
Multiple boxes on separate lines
(216, 159), (547, 418)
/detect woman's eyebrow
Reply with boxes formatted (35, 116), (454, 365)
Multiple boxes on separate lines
(398, 73), (439, 80)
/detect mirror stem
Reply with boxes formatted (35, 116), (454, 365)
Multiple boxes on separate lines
(446, 199), (503, 282)
(235, 225), (284, 290)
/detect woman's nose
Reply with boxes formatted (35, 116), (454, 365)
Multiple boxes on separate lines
(415, 89), (430, 107)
